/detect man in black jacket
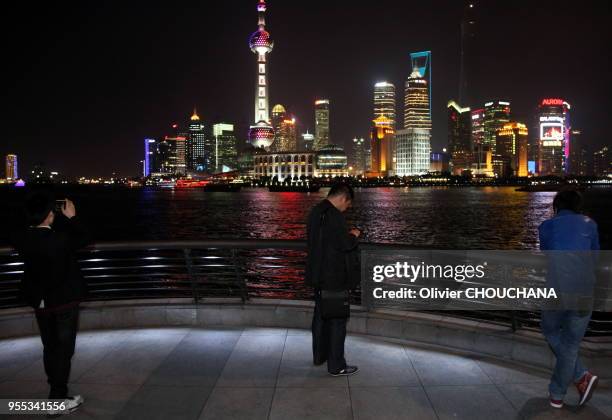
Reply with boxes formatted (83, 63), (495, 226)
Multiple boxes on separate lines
(305, 183), (360, 376)
(12, 192), (90, 415)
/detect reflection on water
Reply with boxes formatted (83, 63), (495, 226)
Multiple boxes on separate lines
(1, 186), (611, 249)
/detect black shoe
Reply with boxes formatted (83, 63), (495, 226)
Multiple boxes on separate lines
(329, 366), (359, 376)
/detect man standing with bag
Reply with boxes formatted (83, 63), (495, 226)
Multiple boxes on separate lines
(305, 183), (361, 376)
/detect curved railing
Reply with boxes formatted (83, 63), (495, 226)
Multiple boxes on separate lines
(0, 239), (611, 337)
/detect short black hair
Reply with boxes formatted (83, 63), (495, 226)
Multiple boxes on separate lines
(327, 183), (354, 201)
(25, 192), (55, 226)
(553, 190), (583, 213)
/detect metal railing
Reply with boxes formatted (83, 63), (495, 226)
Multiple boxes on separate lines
(0, 239), (611, 337)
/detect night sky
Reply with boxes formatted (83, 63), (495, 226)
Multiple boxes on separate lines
(2, 0), (610, 178)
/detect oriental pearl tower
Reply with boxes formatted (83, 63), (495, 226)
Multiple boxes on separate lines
(248, 0), (275, 149)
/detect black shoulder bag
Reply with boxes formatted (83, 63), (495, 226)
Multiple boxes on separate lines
(317, 208), (350, 319)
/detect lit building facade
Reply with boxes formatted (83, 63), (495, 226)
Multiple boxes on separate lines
(314, 99), (330, 150)
(165, 135), (187, 175)
(187, 109), (208, 171)
(470, 108), (485, 148)
(271, 104), (286, 151)
(447, 100), (472, 174)
(213, 123), (238, 172)
(395, 128), (431, 176)
(248, 0), (275, 149)
(568, 129), (588, 176)
(496, 122), (529, 177)
(483, 100), (510, 153)
(277, 118), (298, 152)
(316, 144), (349, 178)
(374, 82), (396, 127)
(254, 151), (315, 182)
(369, 116), (395, 177)
(593, 146), (611, 177)
(538, 98), (571, 176)
(404, 67), (431, 130)
(301, 131), (314, 151)
(352, 137), (366, 175)
(5, 154), (18, 180)
(143, 139), (156, 177)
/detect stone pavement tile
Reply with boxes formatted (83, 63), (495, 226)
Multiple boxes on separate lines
(425, 384), (518, 420)
(498, 381), (612, 419)
(115, 384), (211, 420)
(269, 387), (352, 420)
(216, 334), (286, 387)
(76, 328), (188, 385)
(146, 329), (241, 387)
(199, 387), (274, 420)
(0, 336), (42, 381)
(346, 336), (420, 387)
(350, 386), (437, 420)
(474, 358), (549, 384)
(287, 328), (310, 336)
(242, 327), (288, 336)
(277, 334), (347, 388)
(0, 380), (48, 398)
(68, 383), (140, 420)
(15, 330), (130, 383)
(404, 346), (492, 386)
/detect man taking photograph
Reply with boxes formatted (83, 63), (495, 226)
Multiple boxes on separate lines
(12, 193), (90, 416)
(305, 183), (361, 376)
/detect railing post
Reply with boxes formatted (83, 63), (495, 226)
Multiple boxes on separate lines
(231, 248), (248, 302)
(183, 248), (200, 304)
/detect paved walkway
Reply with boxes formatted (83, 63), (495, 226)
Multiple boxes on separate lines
(0, 327), (610, 420)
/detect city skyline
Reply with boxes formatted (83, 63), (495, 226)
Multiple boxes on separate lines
(2, 0), (610, 177)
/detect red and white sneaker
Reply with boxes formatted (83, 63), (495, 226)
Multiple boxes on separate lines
(550, 397), (564, 409)
(575, 371), (598, 406)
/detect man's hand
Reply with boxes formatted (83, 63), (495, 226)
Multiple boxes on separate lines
(349, 228), (361, 238)
(61, 199), (76, 219)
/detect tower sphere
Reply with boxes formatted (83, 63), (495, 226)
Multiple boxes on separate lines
(249, 29), (273, 54)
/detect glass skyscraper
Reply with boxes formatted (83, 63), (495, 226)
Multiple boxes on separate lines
(395, 128), (431, 176)
(483, 100), (510, 153)
(314, 99), (330, 151)
(213, 123), (238, 172)
(187, 109), (208, 172)
(374, 82), (396, 128)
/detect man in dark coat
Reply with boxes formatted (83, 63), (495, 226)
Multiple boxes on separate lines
(11, 192), (90, 416)
(305, 183), (360, 376)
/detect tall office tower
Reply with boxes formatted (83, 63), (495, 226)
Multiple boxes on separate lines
(470, 108), (485, 147)
(248, 0), (275, 149)
(459, 1), (477, 105)
(538, 98), (571, 176)
(271, 104), (287, 151)
(404, 51), (432, 130)
(483, 100), (510, 153)
(369, 116), (395, 176)
(364, 141), (372, 172)
(593, 146), (611, 177)
(496, 122), (528, 177)
(5, 154), (18, 180)
(301, 131), (314, 151)
(447, 100), (472, 174)
(568, 129), (588, 176)
(374, 82), (396, 127)
(213, 123), (238, 172)
(395, 128), (431, 176)
(314, 99), (330, 150)
(143, 139), (156, 177)
(277, 118), (297, 151)
(165, 135), (187, 175)
(352, 137), (366, 174)
(187, 109), (208, 172)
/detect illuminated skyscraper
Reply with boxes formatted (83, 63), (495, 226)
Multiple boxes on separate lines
(277, 118), (298, 152)
(143, 139), (156, 177)
(165, 135), (187, 175)
(568, 129), (588, 176)
(5, 154), (18, 180)
(271, 104), (286, 151)
(496, 122), (529, 177)
(248, 0), (275, 149)
(352, 137), (366, 174)
(187, 108), (208, 172)
(374, 82), (396, 127)
(213, 123), (238, 172)
(395, 129), (431, 176)
(404, 68), (431, 130)
(404, 51), (431, 129)
(370, 116), (395, 176)
(447, 101), (472, 174)
(314, 99), (330, 150)
(538, 98), (570, 176)
(483, 100), (510, 152)
(593, 146), (611, 177)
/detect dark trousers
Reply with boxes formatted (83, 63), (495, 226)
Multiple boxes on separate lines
(312, 293), (347, 373)
(35, 306), (79, 399)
